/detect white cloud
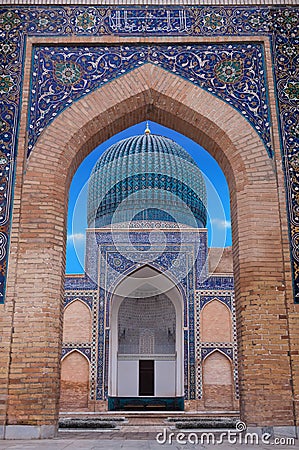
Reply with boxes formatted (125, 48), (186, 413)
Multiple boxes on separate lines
(67, 233), (85, 244)
(211, 218), (231, 229)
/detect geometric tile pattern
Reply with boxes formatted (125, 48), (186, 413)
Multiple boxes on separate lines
(87, 134), (207, 228)
(61, 346), (92, 361)
(0, 5), (298, 305)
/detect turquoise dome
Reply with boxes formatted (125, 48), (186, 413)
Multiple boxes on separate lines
(87, 133), (207, 228)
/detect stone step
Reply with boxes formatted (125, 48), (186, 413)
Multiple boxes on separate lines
(59, 414), (241, 431)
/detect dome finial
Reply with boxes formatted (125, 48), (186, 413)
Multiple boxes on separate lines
(145, 121), (151, 135)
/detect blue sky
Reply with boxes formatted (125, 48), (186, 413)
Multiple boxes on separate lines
(66, 121), (231, 274)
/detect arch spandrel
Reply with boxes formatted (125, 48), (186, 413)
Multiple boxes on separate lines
(27, 64), (273, 189)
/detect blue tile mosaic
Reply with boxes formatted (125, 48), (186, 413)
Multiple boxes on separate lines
(64, 296), (93, 310)
(199, 275), (234, 290)
(62, 347), (92, 362)
(28, 44), (271, 158)
(64, 231), (239, 400)
(64, 276), (98, 291)
(88, 134), (206, 229)
(201, 347), (234, 361)
(200, 295), (232, 310)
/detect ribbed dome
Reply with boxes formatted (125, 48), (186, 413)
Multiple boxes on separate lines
(87, 133), (207, 228)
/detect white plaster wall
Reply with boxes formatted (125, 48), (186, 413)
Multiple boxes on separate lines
(117, 360), (138, 396)
(155, 361), (176, 396)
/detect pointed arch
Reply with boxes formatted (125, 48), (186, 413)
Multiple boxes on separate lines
(111, 262), (187, 305)
(64, 297), (91, 310)
(202, 347), (233, 362)
(61, 348), (90, 363)
(203, 350), (233, 409)
(60, 350), (90, 410)
(8, 63), (292, 425)
(201, 299), (232, 343)
(109, 264), (184, 399)
(63, 299), (92, 343)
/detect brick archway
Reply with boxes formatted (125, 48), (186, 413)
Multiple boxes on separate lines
(5, 64), (294, 436)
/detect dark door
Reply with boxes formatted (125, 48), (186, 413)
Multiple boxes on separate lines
(139, 360), (154, 396)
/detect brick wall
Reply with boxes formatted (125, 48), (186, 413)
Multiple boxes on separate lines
(63, 301), (92, 343)
(201, 300), (232, 342)
(209, 247), (233, 275)
(203, 351), (234, 409)
(60, 351), (89, 410)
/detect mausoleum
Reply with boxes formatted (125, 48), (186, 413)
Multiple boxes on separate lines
(61, 127), (238, 413)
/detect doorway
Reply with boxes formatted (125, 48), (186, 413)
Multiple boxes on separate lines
(139, 360), (154, 396)
(109, 265), (184, 410)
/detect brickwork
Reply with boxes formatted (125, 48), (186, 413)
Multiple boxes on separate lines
(201, 300), (232, 342)
(203, 351), (233, 409)
(209, 247), (233, 274)
(1, 27), (297, 434)
(60, 351), (89, 410)
(63, 300), (92, 343)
